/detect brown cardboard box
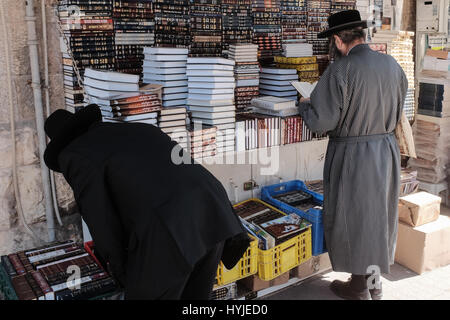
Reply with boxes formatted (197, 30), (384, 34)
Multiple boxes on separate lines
(398, 192), (441, 227)
(239, 272), (289, 292)
(291, 253), (332, 279)
(426, 49), (449, 60)
(395, 215), (450, 274)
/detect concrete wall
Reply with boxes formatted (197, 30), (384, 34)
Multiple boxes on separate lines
(0, 0), (81, 256)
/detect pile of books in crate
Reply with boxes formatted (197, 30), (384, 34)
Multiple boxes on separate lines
(234, 199), (311, 250)
(0, 241), (118, 300)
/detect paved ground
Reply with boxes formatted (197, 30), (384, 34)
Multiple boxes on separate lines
(261, 263), (450, 300)
(263, 204), (450, 300)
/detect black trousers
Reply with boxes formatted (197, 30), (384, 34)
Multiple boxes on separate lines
(157, 241), (225, 300)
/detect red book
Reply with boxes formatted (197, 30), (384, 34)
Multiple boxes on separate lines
(8, 254), (26, 275)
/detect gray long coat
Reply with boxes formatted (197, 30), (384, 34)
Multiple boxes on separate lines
(299, 44), (408, 274)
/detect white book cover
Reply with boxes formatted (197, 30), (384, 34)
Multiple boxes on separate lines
(193, 117), (235, 125)
(186, 64), (234, 71)
(251, 106), (299, 117)
(216, 139), (235, 147)
(145, 80), (188, 87)
(163, 99), (186, 107)
(188, 76), (235, 83)
(143, 67), (187, 75)
(85, 86), (141, 100)
(217, 145), (235, 153)
(236, 79), (259, 87)
(188, 93), (235, 101)
(160, 125), (187, 134)
(163, 86), (189, 94)
(130, 119), (158, 125)
(188, 99), (234, 106)
(143, 47), (188, 55)
(159, 113), (186, 122)
(86, 95), (111, 106)
(259, 89), (298, 97)
(162, 93), (188, 101)
(143, 60), (186, 68)
(160, 106), (187, 115)
(186, 70), (234, 77)
(115, 112), (158, 122)
(216, 133), (236, 143)
(187, 57), (235, 66)
(146, 54), (188, 62)
(191, 111), (236, 120)
(188, 88), (234, 95)
(259, 78), (293, 86)
(159, 119), (187, 128)
(260, 73), (299, 81)
(84, 77), (139, 92)
(84, 68), (139, 84)
(188, 82), (235, 89)
(259, 84), (295, 92)
(261, 68), (297, 75)
(188, 105), (236, 113)
(291, 81), (318, 98)
(143, 73), (187, 81)
(215, 122), (236, 130)
(251, 96), (296, 111)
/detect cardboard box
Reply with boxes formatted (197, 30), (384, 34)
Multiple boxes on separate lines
(239, 272), (289, 292)
(395, 215), (450, 274)
(426, 49), (449, 60)
(398, 192), (441, 227)
(291, 253), (332, 279)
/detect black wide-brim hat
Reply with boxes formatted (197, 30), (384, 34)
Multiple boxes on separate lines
(44, 104), (102, 172)
(318, 10), (371, 39)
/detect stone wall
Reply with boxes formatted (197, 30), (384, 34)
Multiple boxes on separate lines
(0, 0), (81, 256)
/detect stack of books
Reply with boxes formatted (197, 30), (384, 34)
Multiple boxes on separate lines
(330, 0), (356, 14)
(57, 0), (115, 112)
(0, 241), (118, 300)
(227, 43), (260, 110)
(306, 0), (331, 55)
(280, 0), (307, 43)
(221, 0), (253, 50)
(250, 96), (298, 117)
(189, 0), (223, 57)
(274, 56), (320, 84)
(158, 107), (189, 150)
(282, 42), (313, 57)
(153, 0), (190, 47)
(252, 0), (282, 64)
(83, 68), (161, 124)
(235, 112), (281, 151)
(143, 47), (189, 109)
(187, 57), (236, 154)
(188, 124), (218, 159)
(259, 68), (298, 101)
(355, 0), (371, 22)
(113, 0), (155, 77)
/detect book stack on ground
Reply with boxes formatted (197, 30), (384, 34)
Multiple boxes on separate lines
(0, 241), (118, 300)
(408, 113), (450, 184)
(274, 56), (320, 84)
(57, 0), (115, 112)
(259, 68), (298, 101)
(306, 0), (331, 55)
(227, 43), (260, 110)
(187, 57), (236, 154)
(158, 106), (189, 150)
(83, 68), (161, 124)
(189, 0), (223, 57)
(330, 0), (356, 14)
(143, 47), (189, 109)
(221, 0), (253, 50)
(154, 0), (190, 47)
(235, 112), (281, 151)
(252, 0), (282, 65)
(281, 0), (307, 43)
(187, 124), (218, 159)
(113, 0), (155, 77)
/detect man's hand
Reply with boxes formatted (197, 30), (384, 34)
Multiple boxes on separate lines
(300, 97), (311, 103)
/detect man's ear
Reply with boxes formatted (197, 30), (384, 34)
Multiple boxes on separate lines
(334, 35), (342, 48)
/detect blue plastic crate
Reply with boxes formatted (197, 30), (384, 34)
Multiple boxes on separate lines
(261, 180), (326, 256)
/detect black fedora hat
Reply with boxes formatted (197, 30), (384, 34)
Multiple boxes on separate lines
(318, 10), (370, 39)
(44, 104), (102, 172)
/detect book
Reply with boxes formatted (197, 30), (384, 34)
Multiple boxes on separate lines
(261, 67), (297, 75)
(260, 213), (310, 241)
(238, 217), (275, 250)
(159, 119), (187, 128)
(188, 99), (234, 107)
(260, 73), (299, 81)
(114, 112), (158, 122)
(187, 57), (235, 66)
(186, 64), (234, 71)
(159, 113), (187, 122)
(291, 81), (318, 98)
(190, 111), (236, 120)
(188, 105), (235, 113)
(84, 68), (139, 84)
(188, 93), (235, 101)
(84, 77), (139, 92)
(259, 90), (298, 97)
(145, 54), (188, 62)
(187, 76), (235, 83)
(143, 47), (189, 55)
(188, 82), (236, 89)
(143, 60), (187, 68)
(251, 96), (296, 111)
(160, 107), (187, 116)
(143, 67), (187, 75)
(186, 70), (234, 77)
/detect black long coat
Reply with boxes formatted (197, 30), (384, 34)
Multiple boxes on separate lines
(44, 107), (250, 299)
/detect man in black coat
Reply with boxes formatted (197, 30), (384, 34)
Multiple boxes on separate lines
(43, 105), (250, 300)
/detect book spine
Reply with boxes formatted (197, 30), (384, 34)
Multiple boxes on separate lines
(1, 255), (18, 278)
(31, 271), (54, 300)
(11, 274), (37, 300)
(7, 254), (27, 275)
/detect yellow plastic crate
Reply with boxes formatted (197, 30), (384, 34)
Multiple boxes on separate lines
(215, 234), (258, 286)
(234, 198), (312, 281)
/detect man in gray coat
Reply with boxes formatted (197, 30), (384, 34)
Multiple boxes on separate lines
(299, 10), (408, 300)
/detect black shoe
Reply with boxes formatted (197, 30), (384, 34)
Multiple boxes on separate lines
(330, 279), (372, 300)
(369, 283), (383, 300)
